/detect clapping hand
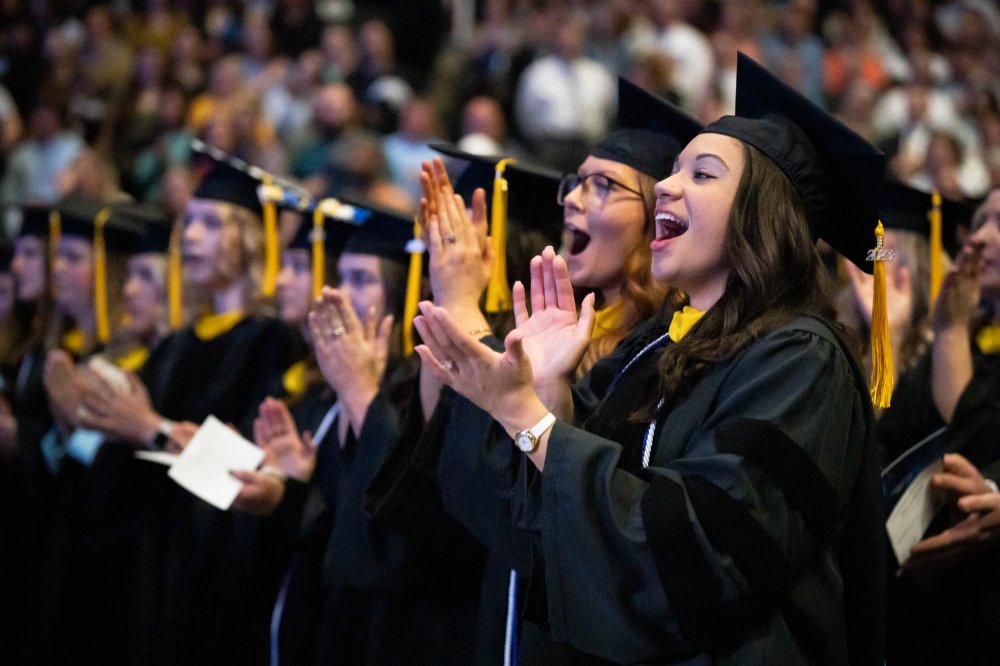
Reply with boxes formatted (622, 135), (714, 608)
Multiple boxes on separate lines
(254, 396), (315, 482)
(934, 240), (984, 334)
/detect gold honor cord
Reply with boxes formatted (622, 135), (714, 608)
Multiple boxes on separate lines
(929, 189), (943, 310)
(485, 158), (515, 313)
(168, 221), (183, 330)
(94, 207), (111, 343)
(312, 206), (326, 300)
(262, 174), (280, 298)
(403, 217), (423, 355)
(869, 221), (894, 408)
(48, 210), (61, 298)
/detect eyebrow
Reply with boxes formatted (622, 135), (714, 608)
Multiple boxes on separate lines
(694, 153), (730, 170)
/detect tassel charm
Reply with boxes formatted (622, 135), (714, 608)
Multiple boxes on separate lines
(869, 222), (894, 408)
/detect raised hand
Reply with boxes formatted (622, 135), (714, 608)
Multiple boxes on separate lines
(254, 396), (315, 481)
(309, 287), (392, 434)
(512, 246), (596, 387)
(78, 366), (163, 446)
(934, 240), (984, 334)
(420, 157), (493, 329)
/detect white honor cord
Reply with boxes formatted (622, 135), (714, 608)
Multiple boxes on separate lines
(312, 402), (340, 446)
(642, 398), (665, 469)
(504, 569), (518, 666)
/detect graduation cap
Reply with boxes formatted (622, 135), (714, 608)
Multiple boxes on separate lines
(191, 139), (294, 298)
(54, 194), (145, 343)
(260, 185), (362, 300)
(430, 142), (563, 312)
(591, 77), (703, 180)
(115, 202), (185, 330)
(17, 204), (52, 239)
(703, 53), (892, 406)
(338, 194), (424, 353)
(0, 238), (13, 273)
(878, 181), (974, 307)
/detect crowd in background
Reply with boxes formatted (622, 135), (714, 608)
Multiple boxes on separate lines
(0, 0), (998, 223)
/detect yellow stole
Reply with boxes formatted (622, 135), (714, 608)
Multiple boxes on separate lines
(115, 346), (150, 372)
(975, 324), (1000, 355)
(668, 306), (705, 343)
(62, 328), (87, 355)
(282, 359), (310, 397)
(193, 310), (245, 341)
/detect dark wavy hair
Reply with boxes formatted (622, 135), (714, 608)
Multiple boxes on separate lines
(655, 142), (857, 407)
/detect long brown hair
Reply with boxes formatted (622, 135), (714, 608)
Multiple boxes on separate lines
(656, 143), (854, 406)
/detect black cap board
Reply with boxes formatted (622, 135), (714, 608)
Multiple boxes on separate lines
(192, 157), (264, 217)
(14, 204), (52, 239)
(55, 194), (144, 253)
(702, 53), (886, 272)
(591, 77), (703, 180)
(113, 203), (174, 255)
(339, 195), (419, 266)
(879, 181), (973, 255)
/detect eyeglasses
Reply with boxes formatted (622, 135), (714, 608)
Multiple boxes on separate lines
(557, 172), (644, 207)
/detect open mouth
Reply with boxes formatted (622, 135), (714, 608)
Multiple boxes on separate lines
(566, 224), (591, 255)
(654, 212), (688, 241)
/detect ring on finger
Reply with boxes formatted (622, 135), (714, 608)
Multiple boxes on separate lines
(442, 359), (455, 371)
(332, 326), (346, 337)
(444, 234), (457, 244)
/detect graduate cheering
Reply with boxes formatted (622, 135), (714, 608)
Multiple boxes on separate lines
(414, 53), (886, 664)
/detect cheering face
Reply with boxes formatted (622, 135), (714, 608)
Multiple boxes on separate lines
(182, 199), (243, 290)
(277, 248), (313, 326)
(970, 189), (1000, 301)
(337, 252), (386, 326)
(124, 253), (166, 338)
(651, 133), (744, 310)
(52, 235), (94, 314)
(560, 156), (648, 296)
(12, 235), (46, 302)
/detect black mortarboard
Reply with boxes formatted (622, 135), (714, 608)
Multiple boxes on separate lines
(192, 159), (263, 217)
(879, 181), (972, 255)
(591, 78), (703, 180)
(429, 143), (564, 247)
(339, 195), (418, 266)
(0, 239), (13, 273)
(18, 205), (52, 239)
(703, 53), (886, 273)
(56, 194), (144, 253)
(115, 203), (174, 255)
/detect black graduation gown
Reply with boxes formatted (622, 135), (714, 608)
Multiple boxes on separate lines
(310, 355), (483, 666)
(137, 314), (299, 666)
(512, 316), (883, 664)
(886, 348), (1000, 665)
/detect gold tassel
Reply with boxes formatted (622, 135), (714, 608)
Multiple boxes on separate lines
(402, 217), (423, 354)
(928, 189), (943, 310)
(261, 175), (280, 298)
(869, 221), (894, 408)
(48, 210), (61, 298)
(168, 221), (183, 330)
(94, 207), (111, 344)
(485, 158), (515, 313)
(312, 206), (326, 300)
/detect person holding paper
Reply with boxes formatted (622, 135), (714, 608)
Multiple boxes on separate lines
(885, 186), (1000, 664)
(413, 53), (885, 664)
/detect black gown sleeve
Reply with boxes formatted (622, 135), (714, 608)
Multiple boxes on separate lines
(516, 321), (879, 663)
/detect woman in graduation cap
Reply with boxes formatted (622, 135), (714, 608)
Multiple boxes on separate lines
(886, 186), (1000, 665)
(414, 53), (886, 664)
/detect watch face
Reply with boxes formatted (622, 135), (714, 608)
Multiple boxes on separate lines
(515, 432), (535, 453)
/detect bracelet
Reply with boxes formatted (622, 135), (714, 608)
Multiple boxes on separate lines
(467, 327), (492, 338)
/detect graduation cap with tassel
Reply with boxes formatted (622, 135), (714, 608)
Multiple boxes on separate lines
(256, 184), (366, 300)
(703, 53), (891, 407)
(191, 139), (308, 300)
(53, 194), (146, 345)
